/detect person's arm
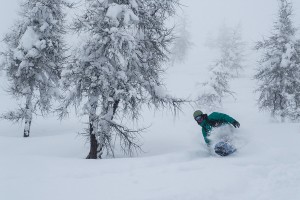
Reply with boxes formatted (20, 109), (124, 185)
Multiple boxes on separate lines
(211, 112), (240, 128)
(202, 128), (211, 146)
(215, 112), (235, 123)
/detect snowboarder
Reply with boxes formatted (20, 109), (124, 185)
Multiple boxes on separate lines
(193, 110), (240, 156)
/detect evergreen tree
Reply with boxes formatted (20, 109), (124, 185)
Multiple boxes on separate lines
(1, 0), (71, 137)
(171, 15), (192, 64)
(196, 68), (234, 111)
(215, 24), (245, 78)
(60, 0), (183, 159)
(255, 0), (300, 121)
(197, 24), (245, 109)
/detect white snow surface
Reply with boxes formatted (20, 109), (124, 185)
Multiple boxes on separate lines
(1, 0), (300, 200)
(1, 105), (300, 200)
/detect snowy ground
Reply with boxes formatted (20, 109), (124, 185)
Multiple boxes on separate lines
(1, 0), (300, 200)
(1, 72), (300, 200)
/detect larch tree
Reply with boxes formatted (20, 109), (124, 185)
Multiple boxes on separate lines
(60, 0), (183, 159)
(255, 0), (300, 121)
(215, 24), (245, 78)
(171, 15), (192, 64)
(196, 68), (234, 111)
(1, 0), (71, 137)
(197, 24), (245, 109)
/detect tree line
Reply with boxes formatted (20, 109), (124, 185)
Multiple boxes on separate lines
(197, 0), (300, 122)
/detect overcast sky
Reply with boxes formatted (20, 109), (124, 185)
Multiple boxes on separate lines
(1, 0), (300, 38)
(0, 0), (20, 36)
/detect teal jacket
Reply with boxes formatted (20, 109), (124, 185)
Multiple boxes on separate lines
(199, 112), (236, 145)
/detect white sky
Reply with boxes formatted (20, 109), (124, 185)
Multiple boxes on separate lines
(0, 0), (20, 36)
(1, 0), (299, 36)
(1, 0), (300, 50)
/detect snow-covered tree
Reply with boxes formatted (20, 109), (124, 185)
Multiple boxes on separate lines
(60, 0), (183, 159)
(171, 15), (192, 64)
(255, 0), (300, 121)
(197, 24), (245, 109)
(207, 24), (245, 78)
(1, 0), (71, 137)
(196, 68), (234, 111)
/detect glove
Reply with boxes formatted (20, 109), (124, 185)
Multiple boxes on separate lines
(232, 120), (240, 128)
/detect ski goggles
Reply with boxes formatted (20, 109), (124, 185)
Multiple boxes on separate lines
(195, 115), (205, 124)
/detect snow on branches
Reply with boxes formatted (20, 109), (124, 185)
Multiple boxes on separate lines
(61, 0), (183, 159)
(255, 0), (300, 121)
(1, 0), (71, 137)
(197, 24), (245, 110)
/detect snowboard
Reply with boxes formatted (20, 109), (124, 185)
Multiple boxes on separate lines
(214, 141), (236, 156)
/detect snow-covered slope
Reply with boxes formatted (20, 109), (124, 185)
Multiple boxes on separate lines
(1, 72), (300, 200)
(1, 0), (300, 200)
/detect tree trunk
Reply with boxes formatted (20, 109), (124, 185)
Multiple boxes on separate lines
(112, 100), (120, 117)
(86, 131), (98, 159)
(23, 94), (33, 138)
(86, 100), (99, 159)
(86, 99), (120, 159)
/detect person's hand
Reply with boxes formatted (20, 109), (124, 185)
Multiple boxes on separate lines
(232, 120), (240, 128)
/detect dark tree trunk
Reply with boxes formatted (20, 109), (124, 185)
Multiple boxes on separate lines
(86, 99), (99, 159)
(86, 99), (120, 159)
(112, 100), (120, 117)
(86, 132), (98, 159)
